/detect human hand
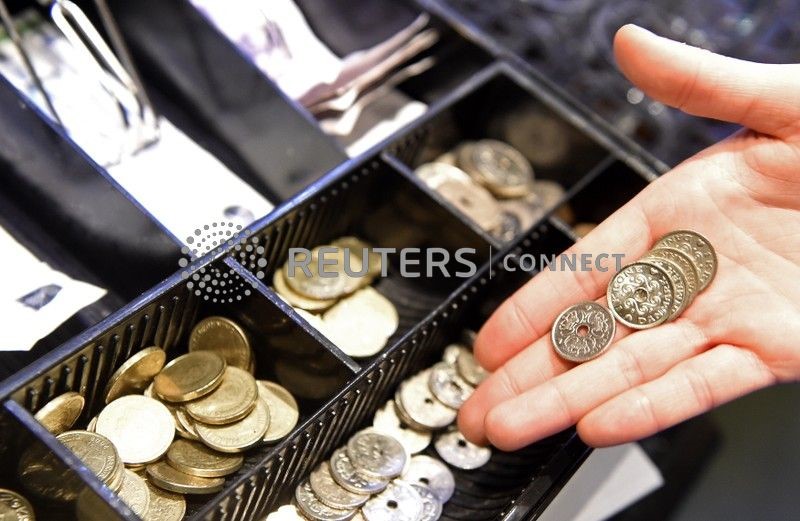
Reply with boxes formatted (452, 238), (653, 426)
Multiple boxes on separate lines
(458, 24), (800, 450)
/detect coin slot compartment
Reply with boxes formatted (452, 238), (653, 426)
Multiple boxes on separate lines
(0, 252), (360, 519)
(193, 220), (587, 520)
(236, 156), (493, 364)
(0, 399), (134, 520)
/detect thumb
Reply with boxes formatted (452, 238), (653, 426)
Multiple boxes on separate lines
(614, 24), (800, 139)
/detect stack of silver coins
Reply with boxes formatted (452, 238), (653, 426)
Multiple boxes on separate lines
(273, 236), (400, 359)
(551, 230), (717, 363)
(266, 331), (492, 521)
(415, 139), (583, 243)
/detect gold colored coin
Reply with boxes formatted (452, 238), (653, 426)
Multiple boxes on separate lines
(195, 399), (270, 453)
(175, 408), (200, 441)
(104, 347), (167, 403)
(34, 392), (84, 435)
(146, 461), (224, 495)
(189, 317), (252, 369)
(96, 395), (175, 465)
(57, 431), (122, 489)
(166, 439), (244, 478)
(145, 481), (186, 521)
(154, 351), (226, 403)
(283, 246), (357, 300)
(258, 381), (299, 443)
(117, 469), (150, 519)
(273, 269), (337, 312)
(185, 366), (258, 425)
(0, 488), (35, 520)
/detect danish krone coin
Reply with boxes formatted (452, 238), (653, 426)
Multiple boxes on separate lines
(295, 480), (355, 521)
(436, 177), (503, 232)
(34, 392), (85, 435)
(434, 430), (491, 470)
(185, 366), (258, 425)
(194, 399), (269, 453)
(428, 362), (474, 409)
(166, 439), (243, 478)
(398, 371), (456, 430)
(258, 381), (300, 442)
(329, 447), (388, 495)
(655, 230), (717, 290)
(104, 347), (166, 403)
(189, 316), (252, 369)
(154, 351), (226, 403)
(415, 162), (472, 190)
(362, 480), (422, 521)
(646, 247), (700, 297)
(145, 461), (224, 495)
(456, 349), (489, 386)
(331, 236), (382, 280)
(402, 455), (455, 503)
(322, 287), (399, 358)
(57, 431), (122, 489)
(642, 257), (690, 320)
(372, 400), (431, 455)
(116, 469), (150, 519)
(346, 430), (407, 479)
(551, 301), (616, 363)
(442, 343), (469, 366)
(145, 482), (186, 521)
(273, 269), (337, 312)
(411, 483), (443, 521)
(457, 139), (534, 198)
(175, 408), (200, 441)
(310, 463), (370, 510)
(96, 395), (175, 465)
(607, 262), (675, 330)
(284, 246), (350, 301)
(0, 488), (35, 520)
(491, 210), (522, 243)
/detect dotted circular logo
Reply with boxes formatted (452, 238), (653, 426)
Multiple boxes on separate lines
(179, 221), (267, 303)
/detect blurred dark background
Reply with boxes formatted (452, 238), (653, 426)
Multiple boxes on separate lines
(439, 1), (800, 520)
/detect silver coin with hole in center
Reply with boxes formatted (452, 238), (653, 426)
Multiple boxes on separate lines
(329, 448), (388, 495)
(411, 483), (443, 521)
(434, 430), (491, 470)
(398, 371), (457, 430)
(310, 462), (370, 510)
(295, 480), (355, 521)
(401, 455), (455, 503)
(361, 480), (423, 521)
(346, 430), (406, 479)
(551, 301), (616, 363)
(428, 362), (474, 409)
(373, 400), (431, 454)
(456, 349), (489, 386)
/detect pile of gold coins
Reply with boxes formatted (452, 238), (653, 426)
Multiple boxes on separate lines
(414, 139), (588, 243)
(551, 230), (717, 362)
(273, 236), (399, 358)
(24, 316), (300, 520)
(265, 331), (492, 521)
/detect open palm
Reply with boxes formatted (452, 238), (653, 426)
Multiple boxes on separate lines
(458, 25), (800, 450)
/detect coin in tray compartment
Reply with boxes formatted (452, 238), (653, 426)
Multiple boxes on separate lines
(266, 331), (493, 520)
(26, 318), (300, 517)
(417, 139), (576, 243)
(273, 236), (399, 358)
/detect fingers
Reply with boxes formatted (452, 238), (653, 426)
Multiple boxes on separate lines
(475, 320), (709, 451)
(578, 344), (777, 447)
(614, 25), (800, 139)
(474, 199), (655, 372)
